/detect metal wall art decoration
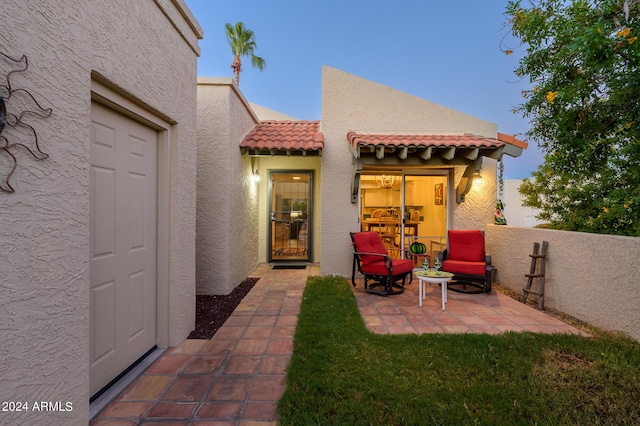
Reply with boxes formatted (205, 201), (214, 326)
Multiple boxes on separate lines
(1, 51), (52, 193)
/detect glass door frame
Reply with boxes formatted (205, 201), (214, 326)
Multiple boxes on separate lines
(268, 169), (314, 263)
(358, 168), (450, 262)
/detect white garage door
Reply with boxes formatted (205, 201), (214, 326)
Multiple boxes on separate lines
(90, 102), (158, 396)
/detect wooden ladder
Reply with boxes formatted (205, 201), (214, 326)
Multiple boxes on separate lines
(520, 241), (548, 310)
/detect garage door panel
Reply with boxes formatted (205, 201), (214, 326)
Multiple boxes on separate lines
(128, 173), (146, 250)
(92, 121), (117, 151)
(128, 271), (146, 340)
(90, 102), (157, 396)
(91, 280), (116, 365)
(129, 134), (146, 158)
(91, 166), (116, 259)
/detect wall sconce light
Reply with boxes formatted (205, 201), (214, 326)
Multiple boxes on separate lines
(250, 156), (260, 182)
(473, 171), (483, 186)
(456, 160), (483, 203)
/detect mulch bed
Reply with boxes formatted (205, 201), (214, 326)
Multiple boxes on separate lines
(187, 277), (259, 339)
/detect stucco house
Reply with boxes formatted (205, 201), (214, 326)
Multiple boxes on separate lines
(1, 1), (526, 424)
(1, 1), (202, 424)
(196, 66), (527, 294)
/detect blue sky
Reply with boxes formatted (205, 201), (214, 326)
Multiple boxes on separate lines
(184, 0), (543, 179)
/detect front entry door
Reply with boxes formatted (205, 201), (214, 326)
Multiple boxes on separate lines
(269, 171), (312, 262)
(89, 102), (158, 396)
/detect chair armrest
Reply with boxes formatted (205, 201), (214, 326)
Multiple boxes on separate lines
(389, 247), (412, 257)
(352, 251), (392, 287)
(485, 254), (492, 265)
(353, 251), (393, 271)
(353, 251), (390, 259)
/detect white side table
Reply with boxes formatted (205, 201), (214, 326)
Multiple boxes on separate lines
(414, 270), (454, 310)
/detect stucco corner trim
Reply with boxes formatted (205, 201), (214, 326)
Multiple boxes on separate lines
(154, 0), (204, 56)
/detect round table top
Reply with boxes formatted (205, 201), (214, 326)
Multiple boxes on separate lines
(414, 269), (453, 282)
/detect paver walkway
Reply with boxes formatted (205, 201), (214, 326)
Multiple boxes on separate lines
(91, 265), (586, 425)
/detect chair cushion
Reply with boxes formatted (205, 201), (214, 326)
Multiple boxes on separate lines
(447, 230), (485, 262)
(352, 232), (388, 266)
(361, 258), (414, 276)
(443, 259), (486, 276)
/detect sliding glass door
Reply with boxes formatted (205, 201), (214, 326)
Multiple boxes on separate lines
(360, 171), (448, 265)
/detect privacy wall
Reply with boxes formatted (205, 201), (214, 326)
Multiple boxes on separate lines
(196, 78), (260, 295)
(486, 225), (640, 342)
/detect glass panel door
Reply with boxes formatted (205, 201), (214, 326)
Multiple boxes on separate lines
(359, 173), (402, 257)
(359, 172), (448, 265)
(400, 173), (448, 267)
(269, 171), (312, 262)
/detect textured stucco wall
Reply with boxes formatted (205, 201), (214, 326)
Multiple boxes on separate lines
(320, 67), (499, 277)
(486, 225), (640, 342)
(0, 1), (201, 424)
(453, 160), (499, 229)
(196, 79), (259, 294)
(250, 102), (298, 121)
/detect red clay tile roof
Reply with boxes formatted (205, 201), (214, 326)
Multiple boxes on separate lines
(497, 132), (528, 149)
(240, 121), (324, 155)
(347, 132), (504, 149)
(347, 132), (526, 161)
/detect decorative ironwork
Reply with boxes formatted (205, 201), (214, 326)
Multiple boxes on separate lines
(1, 51), (52, 193)
(494, 160), (507, 225)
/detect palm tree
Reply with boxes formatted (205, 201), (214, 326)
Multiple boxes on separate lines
(225, 22), (266, 86)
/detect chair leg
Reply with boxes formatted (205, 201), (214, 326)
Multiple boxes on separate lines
(351, 255), (359, 288)
(362, 275), (405, 296)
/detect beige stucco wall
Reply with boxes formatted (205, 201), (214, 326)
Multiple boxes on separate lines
(486, 225), (640, 342)
(320, 66), (499, 276)
(196, 78), (260, 294)
(452, 160), (499, 229)
(250, 102), (299, 121)
(0, 1), (201, 424)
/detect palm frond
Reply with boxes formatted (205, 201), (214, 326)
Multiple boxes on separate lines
(225, 21), (266, 84)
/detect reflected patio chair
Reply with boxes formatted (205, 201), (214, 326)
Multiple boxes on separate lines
(438, 229), (492, 294)
(371, 209), (385, 219)
(379, 209), (400, 253)
(403, 209), (420, 243)
(350, 231), (413, 296)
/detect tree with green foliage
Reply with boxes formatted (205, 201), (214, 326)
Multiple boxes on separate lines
(505, 0), (640, 236)
(225, 21), (266, 86)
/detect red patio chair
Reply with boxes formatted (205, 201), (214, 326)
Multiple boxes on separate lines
(350, 231), (414, 295)
(439, 229), (492, 294)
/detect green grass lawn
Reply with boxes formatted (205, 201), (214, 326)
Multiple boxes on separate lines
(278, 276), (640, 425)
